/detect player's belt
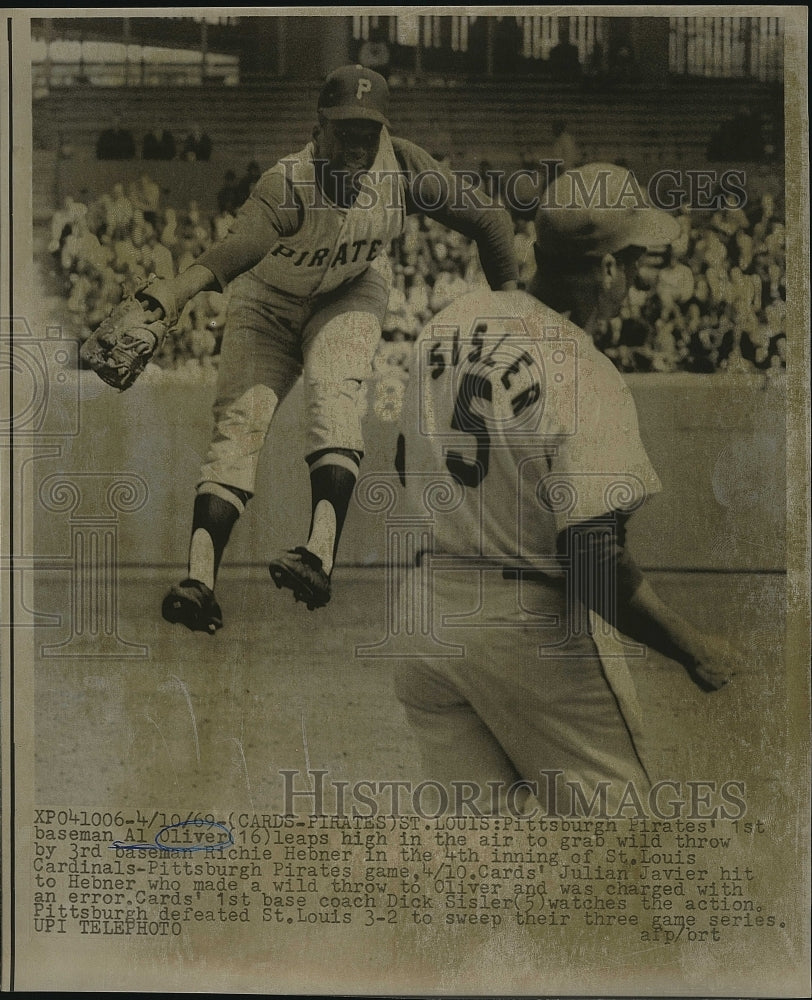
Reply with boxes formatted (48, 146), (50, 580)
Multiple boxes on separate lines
(501, 566), (560, 584)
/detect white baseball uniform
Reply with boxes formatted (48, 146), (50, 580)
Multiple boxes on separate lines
(200, 128), (405, 492)
(393, 288), (662, 814)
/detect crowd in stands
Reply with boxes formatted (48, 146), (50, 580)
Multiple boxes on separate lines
(591, 190), (786, 373)
(97, 116), (213, 161)
(597, 194), (786, 373)
(372, 183), (786, 379)
(47, 157), (786, 386)
(47, 168), (241, 374)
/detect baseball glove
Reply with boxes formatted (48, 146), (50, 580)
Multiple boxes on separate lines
(80, 278), (176, 391)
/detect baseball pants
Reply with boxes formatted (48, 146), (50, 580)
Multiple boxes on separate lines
(199, 267), (390, 493)
(394, 570), (652, 816)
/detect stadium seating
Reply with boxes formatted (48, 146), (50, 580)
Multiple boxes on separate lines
(33, 78), (782, 174)
(35, 75), (786, 378)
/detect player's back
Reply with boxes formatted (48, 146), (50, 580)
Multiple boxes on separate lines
(397, 288), (660, 573)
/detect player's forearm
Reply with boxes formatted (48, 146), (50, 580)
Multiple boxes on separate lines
(615, 578), (739, 690)
(615, 578), (707, 669)
(137, 264), (218, 320)
(172, 264), (219, 305)
(193, 173), (299, 288)
(194, 228), (275, 289)
(561, 517), (721, 674)
(394, 137), (518, 289)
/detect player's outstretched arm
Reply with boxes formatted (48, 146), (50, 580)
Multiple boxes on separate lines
(136, 264), (218, 322)
(393, 136), (519, 291)
(559, 515), (740, 691)
(142, 168), (300, 321)
(82, 169), (295, 390)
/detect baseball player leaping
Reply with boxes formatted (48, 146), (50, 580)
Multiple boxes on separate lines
(95, 65), (517, 632)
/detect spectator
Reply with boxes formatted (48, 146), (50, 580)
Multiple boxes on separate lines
(96, 115), (135, 160)
(60, 216), (108, 275)
(48, 195), (87, 254)
(492, 16), (523, 74)
(127, 172), (161, 229)
(159, 127), (178, 161)
(731, 105), (766, 161)
(397, 215), (423, 277)
(694, 227), (728, 271)
(656, 246), (695, 310)
(49, 151), (786, 380)
(67, 271), (95, 319)
(235, 160), (262, 206)
(179, 291), (226, 366)
(160, 207), (179, 253)
(180, 200), (211, 254)
(710, 194), (749, 240)
(211, 208), (235, 243)
(111, 227), (142, 281)
(764, 261), (784, 304)
(548, 27), (582, 83)
(671, 210), (692, 259)
(381, 277), (415, 341)
(706, 105), (764, 162)
(426, 119), (454, 165)
(430, 270), (469, 314)
(406, 272), (431, 327)
(763, 221), (785, 268)
(476, 160), (501, 202)
(752, 192), (777, 243)
(706, 261), (732, 308)
(513, 218), (536, 288)
(142, 126), (161, 161)
(88, 265), (124, 324)
(358, 27), (392, 81)
(584, 41), (606, 84)
(650, 316), (684, 370)
(609, 38), (638, 84)
(626, 272), (652, 317)
(175, 235), (200, 275)
(84, 193), (112, 240)
(145, 230), (175, 280)
(551, 120), (582, 173)
(182, 122), (213, 162)
(142, 125), (177, 161)
(105, 183), (134, 241)
(125, 214), (154, 282)
(216, 170), (240, 214)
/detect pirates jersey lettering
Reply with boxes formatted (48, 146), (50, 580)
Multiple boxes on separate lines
(250, 128), (405, 297)
(267, 238), (383, 269)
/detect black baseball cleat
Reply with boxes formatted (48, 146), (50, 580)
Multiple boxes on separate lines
(162, 578), (223, 634)
(269, 546), (331, 610)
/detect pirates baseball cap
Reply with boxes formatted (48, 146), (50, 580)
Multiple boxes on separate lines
(317, 64), (390, 127)
(535, 162), (680, 260)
